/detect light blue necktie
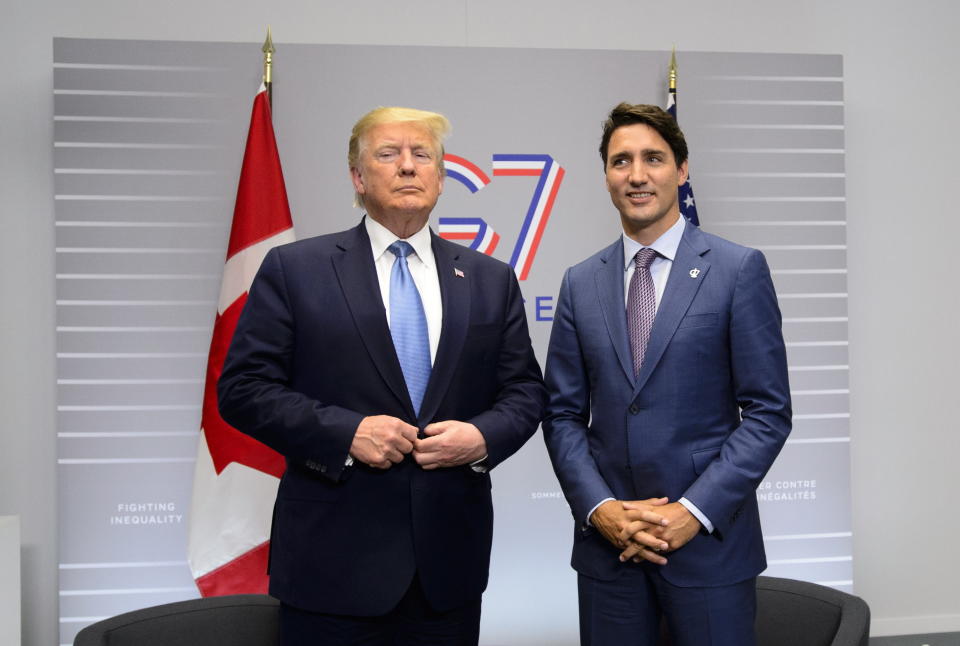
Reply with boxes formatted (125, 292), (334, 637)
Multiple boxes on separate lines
(387, 241), (431, 415)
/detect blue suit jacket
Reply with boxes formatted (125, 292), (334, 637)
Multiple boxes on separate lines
(218, 221), (546, 615)
(542, 223), (791, 587)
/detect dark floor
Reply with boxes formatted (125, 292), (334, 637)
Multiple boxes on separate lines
(870, 633), (960, 645)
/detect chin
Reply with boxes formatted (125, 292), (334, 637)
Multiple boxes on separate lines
(624, 213), (659, 227)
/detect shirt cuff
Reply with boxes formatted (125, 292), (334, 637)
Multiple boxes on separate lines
(678, 497), (714, 534)
(586, 497), (615, 527)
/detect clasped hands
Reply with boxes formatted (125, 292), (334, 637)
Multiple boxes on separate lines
(349, 415), (486, 470)
(590, 498), (702, 566)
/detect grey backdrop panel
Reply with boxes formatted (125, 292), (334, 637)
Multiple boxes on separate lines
(54, 38), (849, 645)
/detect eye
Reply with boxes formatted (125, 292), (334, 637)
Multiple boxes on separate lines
(376, 149), (398, 162)
(610, 158), (628, 168)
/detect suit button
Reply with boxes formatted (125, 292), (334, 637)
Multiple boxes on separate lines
(629, 405), (639, 415)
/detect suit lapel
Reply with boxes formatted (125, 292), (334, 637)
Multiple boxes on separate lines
(331, 223), (413, 417)
(634, 224), (711, 395)
(418, 233), (470, 424)
(595, 238), (636, 388)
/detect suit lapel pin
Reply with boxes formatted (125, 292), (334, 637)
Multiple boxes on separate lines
(454, 267), (465, 278)
(689, 268), (701, 278)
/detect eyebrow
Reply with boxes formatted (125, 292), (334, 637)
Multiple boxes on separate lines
(611, 149), (668, 167)
(373, 140), (433, 152)
(614, 147), (666, 156)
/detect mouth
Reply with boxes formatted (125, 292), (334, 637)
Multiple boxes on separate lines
(626, 191), (654, 203)
(396, 185), (422, 193)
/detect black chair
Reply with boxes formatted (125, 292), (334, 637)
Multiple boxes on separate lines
(74, 578), (870, 646)
(755, 576), (870, 646)
(73, 594), (280, 646)
(660, 575), (870, 646)
(659, 576), (870, 646)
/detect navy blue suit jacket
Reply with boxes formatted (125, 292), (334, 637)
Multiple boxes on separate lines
(542, 223), (791, 587)
(218, 221), (546, 616)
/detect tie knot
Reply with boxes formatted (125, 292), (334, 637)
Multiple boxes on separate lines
(634, 247), (658, 269)
(389, 240), (415, 259)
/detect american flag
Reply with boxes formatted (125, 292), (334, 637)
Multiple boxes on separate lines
(667, 52), (700, 227)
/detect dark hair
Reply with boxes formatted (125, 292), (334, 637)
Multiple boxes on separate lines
(599, 103), (688, 168)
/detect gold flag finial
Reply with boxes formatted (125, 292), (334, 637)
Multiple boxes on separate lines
(669, 46), (677, 92)
(262, 26), (275, 106)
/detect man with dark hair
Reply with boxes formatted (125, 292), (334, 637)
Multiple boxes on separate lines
(219, 106), (546, 645)
(543, 102), (792, 645)
(598, 102), (689, 169)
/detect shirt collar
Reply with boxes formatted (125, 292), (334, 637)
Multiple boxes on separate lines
(622, 214), (686, 271)
(364, 215), (435, 269)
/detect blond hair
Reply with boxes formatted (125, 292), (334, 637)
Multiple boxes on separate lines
(348, 106), (452, 208)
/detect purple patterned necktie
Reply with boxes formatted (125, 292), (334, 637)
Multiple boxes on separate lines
(627, 247), (659, 377)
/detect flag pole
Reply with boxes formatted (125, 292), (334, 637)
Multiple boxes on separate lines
(262, 26), (274, 108)
(669, 45), (677, 101)
(188, 30), (295, 597)
(665, 47), (700, 226)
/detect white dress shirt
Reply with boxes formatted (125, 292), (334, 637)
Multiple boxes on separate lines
(343, 217), (443, 470)
(587, 214), (715, 534)
(365, 216), (442, 364)
(362, 216), (488, 472)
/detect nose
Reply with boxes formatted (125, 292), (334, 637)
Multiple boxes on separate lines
(628, 162), (647, 185)
(398, 149), (416, 175)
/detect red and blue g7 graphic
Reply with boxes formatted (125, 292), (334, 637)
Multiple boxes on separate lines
(439, 155), (500, 255)
(443, 154), (491, 193)
(440, 153), (565, 281)
(437, 217), (501, 255)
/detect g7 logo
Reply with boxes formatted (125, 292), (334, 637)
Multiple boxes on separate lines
(441, 154), (565, 281)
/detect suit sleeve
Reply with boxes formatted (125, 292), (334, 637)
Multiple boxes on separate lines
(541, 268), (615, 524)
(466, 265), (547, 468)
(217, 247), (364, 482)
(681, 249), (792, 537)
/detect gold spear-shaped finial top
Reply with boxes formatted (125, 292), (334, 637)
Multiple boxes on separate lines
(669, 46), (677, 92)
(262, 26), (274, 84)
(262, 26), (274, 106)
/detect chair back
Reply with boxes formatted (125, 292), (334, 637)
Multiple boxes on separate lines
(73, 594), (280, 646)
(657, 576), (870, 645)
(756, 576), (870, 646)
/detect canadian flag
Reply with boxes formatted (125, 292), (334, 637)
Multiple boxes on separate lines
(187, 83), (295, 596)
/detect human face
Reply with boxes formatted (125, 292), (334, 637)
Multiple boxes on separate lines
(604, 123), (689, 245)
(350, 121), (444, 231)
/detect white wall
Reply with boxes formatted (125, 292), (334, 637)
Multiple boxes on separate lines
(2, 1), (957, 644)
(0, 516), (22, 646)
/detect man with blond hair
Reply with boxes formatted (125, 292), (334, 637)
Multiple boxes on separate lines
(219, 106), (546, 645)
